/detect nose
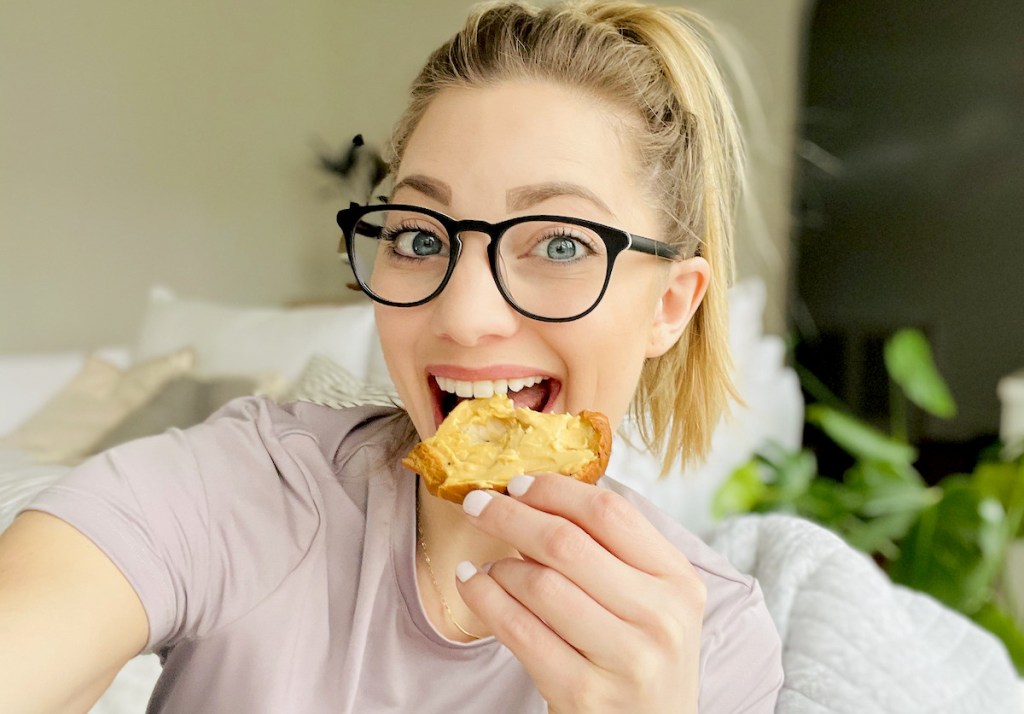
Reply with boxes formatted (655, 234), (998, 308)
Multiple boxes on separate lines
(430, 232), (519, 346)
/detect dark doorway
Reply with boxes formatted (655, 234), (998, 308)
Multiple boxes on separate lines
(791, 0), (1024, 475)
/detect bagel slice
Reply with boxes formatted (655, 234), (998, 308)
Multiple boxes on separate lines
(403, 394), (612, 504)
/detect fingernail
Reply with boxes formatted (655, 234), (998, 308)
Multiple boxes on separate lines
(462, 490), (493, 517)
(481, 561), (494, 575)
(507, 474), (534, 498)
(456, 560), (477, 583)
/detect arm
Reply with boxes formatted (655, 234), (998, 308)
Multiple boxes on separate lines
(0, 511), (149, 714)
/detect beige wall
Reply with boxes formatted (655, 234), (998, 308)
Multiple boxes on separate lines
(0, 0), (807, 354)
(693, 0), (809, 336)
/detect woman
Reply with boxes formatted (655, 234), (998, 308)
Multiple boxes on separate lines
(0, 2), (782, 712)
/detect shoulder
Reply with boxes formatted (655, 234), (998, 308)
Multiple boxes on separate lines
(84, 395), (411, 514)
(600, 475), (759, 596)
(600, 477), (783, 708)
(131, 396), (412, 481)
(25, 396), (414, 649)
(600, 477), (782, 656)
(197, 395), (402, 455)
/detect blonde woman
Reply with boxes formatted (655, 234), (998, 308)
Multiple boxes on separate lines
(0, 2), (782, 712)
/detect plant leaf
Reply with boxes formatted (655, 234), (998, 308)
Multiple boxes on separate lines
(844, 461), (935, 518)
(843, 511), (919, 560)
(972, 459), (1024, 538)
(713, 461), (766, 520)
(888, 479), (1006, 614)
(767, 449), (818, 501)
(884, 328), (957, 419)
(794, 478), (863, 526)
(807, 404), (918, 464)
(794, 362), (847, 411)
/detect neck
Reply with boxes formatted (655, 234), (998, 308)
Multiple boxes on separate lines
(416, 480), (517, 641)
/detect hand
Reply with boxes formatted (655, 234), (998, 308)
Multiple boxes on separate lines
(455, 473), (706, 713)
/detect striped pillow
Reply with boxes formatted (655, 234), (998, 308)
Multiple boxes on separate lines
(287, 355), (401, 409)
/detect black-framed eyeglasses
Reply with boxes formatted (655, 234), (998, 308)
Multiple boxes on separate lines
(336, 203), (682, 323)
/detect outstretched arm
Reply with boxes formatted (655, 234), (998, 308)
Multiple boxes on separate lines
(0, 511), (149, 714)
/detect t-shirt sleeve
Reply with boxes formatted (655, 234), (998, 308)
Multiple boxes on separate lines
(604, 477), (783, 712)
(698, 579), (784, 712)
(21, 398), (324, 653)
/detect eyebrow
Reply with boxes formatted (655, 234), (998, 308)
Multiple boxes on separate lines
(390, 175), (451, 205)
(391, 174), (615, 217)
(507, 181), (615, 217)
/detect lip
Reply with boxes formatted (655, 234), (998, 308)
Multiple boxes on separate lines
(425, 364), (563, 427)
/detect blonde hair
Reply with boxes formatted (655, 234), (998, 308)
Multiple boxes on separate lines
(389, 0), (742, 474)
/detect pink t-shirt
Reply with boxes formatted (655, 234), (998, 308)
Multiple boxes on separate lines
(26, 397), (782, 712)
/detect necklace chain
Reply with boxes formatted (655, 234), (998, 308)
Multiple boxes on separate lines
(416, 491), (485, 640)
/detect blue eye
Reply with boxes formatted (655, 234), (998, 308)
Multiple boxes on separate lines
(393, 230), (446, 258)
(545, 236), (578, 260)
(528, 233), (593, 263)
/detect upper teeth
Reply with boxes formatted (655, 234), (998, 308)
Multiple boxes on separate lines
(435, 375), (546, 399)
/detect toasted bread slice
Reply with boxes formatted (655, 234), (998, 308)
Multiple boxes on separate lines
(403, 394), (611, 504)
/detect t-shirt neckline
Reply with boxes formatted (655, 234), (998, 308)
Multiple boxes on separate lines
(391, 472), (497, 649)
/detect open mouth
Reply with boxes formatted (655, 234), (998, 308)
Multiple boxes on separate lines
(430, 374), (561, 424)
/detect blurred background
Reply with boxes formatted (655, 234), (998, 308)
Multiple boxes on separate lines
(0, 0), (801, 346)
(792, 0), (1024, 474)
(1, 0), (1020, 459)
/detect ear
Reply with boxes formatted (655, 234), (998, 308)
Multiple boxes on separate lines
(645, 257), (710, 358)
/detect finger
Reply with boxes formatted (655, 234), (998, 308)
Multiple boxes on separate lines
(505, 473), (694, 577)
(462, 488), (658, 620)
(484, 557), (632, 669)
(455, 562), (591, 698)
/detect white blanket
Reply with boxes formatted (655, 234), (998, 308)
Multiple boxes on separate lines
(709, 514), (1024, 713)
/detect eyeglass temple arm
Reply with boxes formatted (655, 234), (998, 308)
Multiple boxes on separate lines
(337, 203), (385, 262)
(629, 234), (683, 261)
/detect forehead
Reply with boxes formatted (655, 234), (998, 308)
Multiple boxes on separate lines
(397, 81), (647, 222)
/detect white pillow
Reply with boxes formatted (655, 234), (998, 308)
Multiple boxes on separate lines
(134, 287), (381, 383)
(0, 347), (131, 437)
(0, 349), (196, 464)
(0, 352), (85, 436)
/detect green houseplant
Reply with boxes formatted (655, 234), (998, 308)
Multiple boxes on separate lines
(715, 328), (1024, 672)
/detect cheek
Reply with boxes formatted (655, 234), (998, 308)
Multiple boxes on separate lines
(591, 275), (662, 416)
(561, 304), (655, 426)
(599, 274), (662, 354)
(374, 306), (437, 437)
(373, 306), (421, 383)
(373, 306), (399, 360)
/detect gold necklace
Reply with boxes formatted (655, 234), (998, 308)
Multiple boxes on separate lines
(416, 490), (486, 641)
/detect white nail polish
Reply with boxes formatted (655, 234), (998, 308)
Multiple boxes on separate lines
(463, 490), (493, 517)
(456, 560), (477, 583)
(507, 474), (534, 498)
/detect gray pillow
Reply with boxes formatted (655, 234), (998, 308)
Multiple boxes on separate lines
(89, 374), (257, 454)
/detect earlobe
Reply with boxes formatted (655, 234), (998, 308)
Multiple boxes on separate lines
(645, 257), (710, 358)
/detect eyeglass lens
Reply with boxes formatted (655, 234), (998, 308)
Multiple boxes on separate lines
(349, 207), (610, 319)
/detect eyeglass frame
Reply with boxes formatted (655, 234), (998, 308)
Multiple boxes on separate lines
(336, 202), (683, 323)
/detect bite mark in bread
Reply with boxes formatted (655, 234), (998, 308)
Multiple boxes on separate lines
(403, 394), (611, 503)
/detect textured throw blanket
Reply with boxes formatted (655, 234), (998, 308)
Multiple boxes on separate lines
(708, 515), (1023, 713)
